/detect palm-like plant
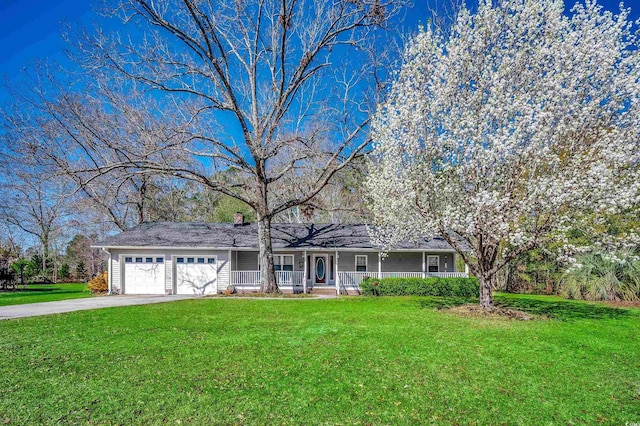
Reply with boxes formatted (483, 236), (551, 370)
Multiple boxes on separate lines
(561, 252), (640, 301)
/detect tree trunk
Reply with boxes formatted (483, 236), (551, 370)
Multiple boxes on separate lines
(479, 274), (494, 308)
(257, 214), (278, 293)
(137, 178), (147, 224)
(41, 238), (49, 281)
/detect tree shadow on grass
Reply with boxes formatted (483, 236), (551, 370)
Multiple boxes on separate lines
(1, 289), (84, 296)
(493, 296), (631, 321)
(417, 297), (476, 310)
(17, 288), (56, 293)
(417, 295), (632, 321)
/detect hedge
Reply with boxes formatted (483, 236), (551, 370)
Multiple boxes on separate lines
(360, 277), (479, 297)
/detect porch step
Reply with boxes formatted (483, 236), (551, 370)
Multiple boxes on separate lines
(309, 287), (338, 296)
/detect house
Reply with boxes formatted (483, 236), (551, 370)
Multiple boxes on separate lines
(93, 214), (468, 295)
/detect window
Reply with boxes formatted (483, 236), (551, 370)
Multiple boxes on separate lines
(156, 258), (164, 263)
(197, 258), (205, 264)
(307, 255), (311, 280)
(187, 258), (195, 264)
(135, 257), (143, 263)
(125, 257), (133, 263)
(355, 255), (367, 272)
(274, 254), (294, 272)
(207, 258), (216, 264)
(146, 257), (153, 263)
(177, 258), (184, 263)
(428, 256), (439, 273)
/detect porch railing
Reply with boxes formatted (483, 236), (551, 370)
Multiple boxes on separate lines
(231, 271), (469, 291)
(381, 272), (423, 279)
(337, 272), (370, 289)
(428, 272), (468, 278)
(276, 271), (305, 285)
(338, 271), (469, 285)
(230, 271), (305, 290)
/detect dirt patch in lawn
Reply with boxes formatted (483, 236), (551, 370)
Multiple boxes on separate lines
(604, 300), (640, 309)
(444, 304), (540, 320)
(210, 292), (313, 298)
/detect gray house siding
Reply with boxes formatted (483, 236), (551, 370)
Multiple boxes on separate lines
(231, 251), (458, 274)
(381, 252), (455, 273)
(382, 252), (421, 272)
(235, 250), (322, 272)
(338, 252), (380, 273)
(236, 251), (258, 271)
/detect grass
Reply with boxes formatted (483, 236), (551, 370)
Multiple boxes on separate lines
(0, 294), (639, 425)
(0, 283), (90, 306)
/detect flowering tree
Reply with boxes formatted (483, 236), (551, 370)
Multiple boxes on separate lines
(367, 0), (640, 307)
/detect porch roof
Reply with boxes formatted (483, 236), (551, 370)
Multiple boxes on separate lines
(95, 222), (459, 251)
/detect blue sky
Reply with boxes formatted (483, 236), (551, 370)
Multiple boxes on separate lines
(0, 0), (92, 78)
(1, 0), (639, 94)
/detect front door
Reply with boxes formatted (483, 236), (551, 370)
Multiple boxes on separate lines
(314, 255), (328, 284)
(427, 255), (440, 273)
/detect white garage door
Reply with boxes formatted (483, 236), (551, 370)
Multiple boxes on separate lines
(123, 256), (166, 294)
(176, 256), (217, 295)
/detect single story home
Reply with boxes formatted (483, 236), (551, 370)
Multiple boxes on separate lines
(93, 214), (468, 295)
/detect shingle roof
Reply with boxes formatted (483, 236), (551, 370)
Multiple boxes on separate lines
(95, 222), (457, 251)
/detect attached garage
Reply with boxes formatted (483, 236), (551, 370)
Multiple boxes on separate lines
(123, 256), (166, 294)
(176, 256), (218, 295)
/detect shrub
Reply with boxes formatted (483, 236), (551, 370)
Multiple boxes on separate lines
(87, 272), (108, 294)
(76, 262), (88, 281)
(561, 252), (640, 302)
(58, 263), (71, 282)
(360, 277), (479, 297)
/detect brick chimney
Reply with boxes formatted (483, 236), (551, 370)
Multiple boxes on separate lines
(233, 212), (245, 226)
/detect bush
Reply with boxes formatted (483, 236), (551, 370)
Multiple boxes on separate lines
(76, 262), (88, 281)
(58, 263), (71, 282)
(360, 277), (479, 297)
(0, 267), (16, 290)
(87, 272), (108, 294)
(561, 252), (640, 302)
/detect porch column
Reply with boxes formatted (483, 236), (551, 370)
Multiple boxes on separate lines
(422, 252), (426, 279)
(303, 250), (308, 294)
(228, 249), (232, 288)
(378, 252), (382, 279)
(334, 251), (340, 295)
(452, 252), (456, 273)
(465, 262), (469, 278)
(106, 250), (112, 294)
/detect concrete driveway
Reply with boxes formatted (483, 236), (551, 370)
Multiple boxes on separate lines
(0, 295), (198, 320)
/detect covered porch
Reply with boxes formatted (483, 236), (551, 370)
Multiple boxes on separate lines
(229, 250), (469, 294)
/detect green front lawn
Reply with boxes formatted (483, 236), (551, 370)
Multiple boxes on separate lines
(0, 294), (638, 424)
(0, 283), (90, 306)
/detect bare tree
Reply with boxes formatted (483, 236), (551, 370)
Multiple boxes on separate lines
(1, 63), (194, 233)
(0, 165), (72, 278)
(60, 0), (407, 292)
(273, 158), (371, 224)
(70, 172), (165, 232)
(0, 223), (23, 269)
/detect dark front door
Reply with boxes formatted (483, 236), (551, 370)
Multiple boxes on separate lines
(315, 256), (327, 284)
